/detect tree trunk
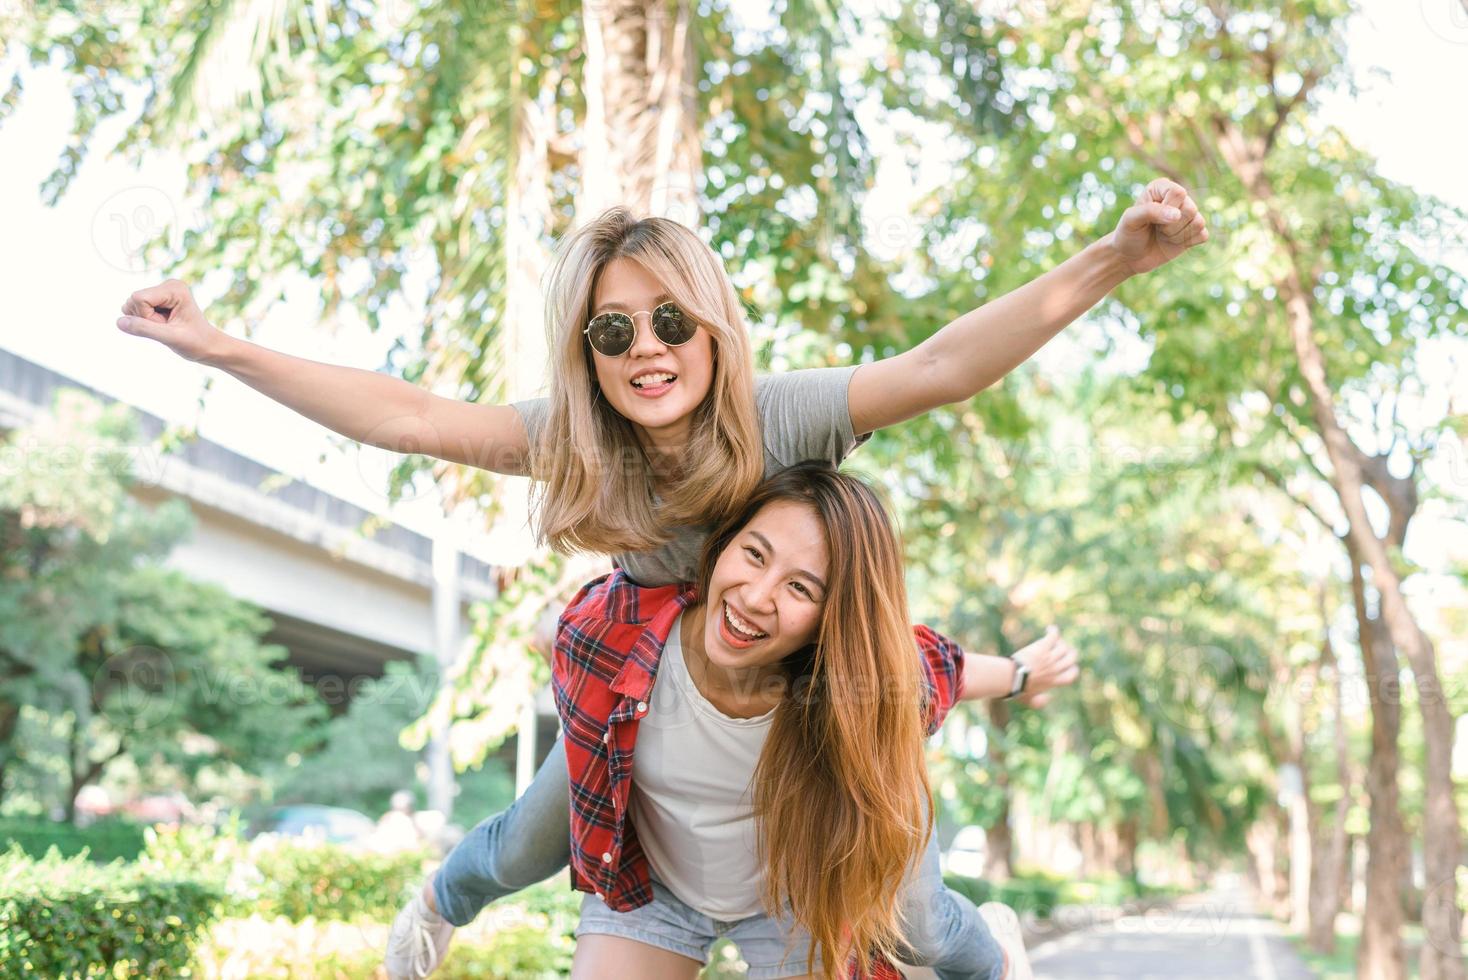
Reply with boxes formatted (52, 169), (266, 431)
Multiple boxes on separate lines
(1173, 836), (1198, 891)
(1075, 822), (1102, 878)
(504, 23), (554, 405)
(1286, 676), (1313, 933)
(65, 713), (123, 825)
(1308, 621), (1352, 955)
(1248, 815), (1285, 912)
(1273, 805), (1295, 920)
(579, 0), (702, 221)
(0, 698), (20, 808)
(984, 697), (1015, 882)
(1345, 833), (1361, 916)
(1117, 817), (1139, 880)
(1258, 652), (1312, 929)
(65, 710), (82, 824)
(1348, 548), (1408, 980)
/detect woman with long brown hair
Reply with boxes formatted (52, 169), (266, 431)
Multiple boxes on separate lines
(556, 461), (1031, 979)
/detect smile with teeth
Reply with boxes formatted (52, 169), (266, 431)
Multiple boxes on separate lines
(723, 601), (768, 641)
(631, 372), (677, 388)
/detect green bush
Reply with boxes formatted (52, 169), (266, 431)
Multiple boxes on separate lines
(0, 844), (221, 978)
(319, 925), (573, 979)
(1057, 876), (1146, 905)
(0, 816), (148, 863)
(430, 925), (574, 978)
(141, 822), (430, 923)
(192, 883), (579, 980)
(944, 871), (1176, 917)
(942, 873), (1061, 916)
(515, 877), (585, 923)
(253, 840), (430, 922)
(138, 821), (261, 917)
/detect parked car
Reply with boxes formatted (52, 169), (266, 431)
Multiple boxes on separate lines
(247, 804), (375, 844)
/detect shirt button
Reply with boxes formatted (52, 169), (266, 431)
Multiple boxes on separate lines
(602, 731), (610, 743)
(595, 891), (605, 901)
(602, 851), (613, 863)
(636, 701), (648, 714)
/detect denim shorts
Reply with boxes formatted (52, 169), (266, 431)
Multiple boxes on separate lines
(574, 877), (822, 980)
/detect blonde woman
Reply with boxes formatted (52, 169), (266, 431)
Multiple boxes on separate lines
(115, 178), (1203, 978)
(554, 461), (1041, 980)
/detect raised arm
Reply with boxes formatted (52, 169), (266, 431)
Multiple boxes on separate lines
(849, 179), (1209, 435)
(117, 279), (530, 476)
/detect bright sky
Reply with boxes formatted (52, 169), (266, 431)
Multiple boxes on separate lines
(0, 1), (1463, 576)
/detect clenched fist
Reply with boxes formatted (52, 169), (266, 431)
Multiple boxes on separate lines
(116, 279), (229, 365)
(1109, 178), (1210, 276)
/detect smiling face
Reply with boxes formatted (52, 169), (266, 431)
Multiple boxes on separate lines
(698, 499), (830, 673)
(589, 256), (716, 451)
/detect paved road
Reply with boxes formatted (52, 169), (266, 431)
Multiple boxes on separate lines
(1029, 878), (1317, 979)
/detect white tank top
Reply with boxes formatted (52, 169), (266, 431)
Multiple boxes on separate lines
(629, 612), (776, 920)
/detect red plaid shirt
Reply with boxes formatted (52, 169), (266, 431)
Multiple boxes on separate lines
(551, 570), (965, 978)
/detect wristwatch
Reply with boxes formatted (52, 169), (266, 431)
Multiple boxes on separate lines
(1004, 659), (1030, 700)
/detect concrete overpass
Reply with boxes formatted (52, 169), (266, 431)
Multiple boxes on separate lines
(0, 345), (556, 811)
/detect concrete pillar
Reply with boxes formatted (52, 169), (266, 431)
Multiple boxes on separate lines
(428, 529), (461, 818)
(515, 697), (538, 798)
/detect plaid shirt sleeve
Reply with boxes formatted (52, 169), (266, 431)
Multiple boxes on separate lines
(913, 624), (965, 736)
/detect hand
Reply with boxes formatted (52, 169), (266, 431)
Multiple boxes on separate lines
(1013, 625), (1080, 709)
(116, 279), (229, 365)
(1108, 178), (1209, 276)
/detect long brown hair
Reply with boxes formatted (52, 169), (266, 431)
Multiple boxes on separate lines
(695, 461), (933, 979)
(527, 207), (764, 556)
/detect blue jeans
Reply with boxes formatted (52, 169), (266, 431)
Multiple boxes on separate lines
(433, 737), (1002, 980)
(433, 738), (574, 926)
(895, 827), (1006, 980)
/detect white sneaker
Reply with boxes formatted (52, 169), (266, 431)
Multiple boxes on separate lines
(978, 902), (1033, 980)
(384, 890), (455, 980)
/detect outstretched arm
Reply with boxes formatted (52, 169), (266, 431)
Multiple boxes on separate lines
(915, 624), (1080, 734)
(117, 279), (532, 476)
(957, 626), (1079, 709)
(849, 178), (1209, 435)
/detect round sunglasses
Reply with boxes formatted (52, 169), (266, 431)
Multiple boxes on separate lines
(584, 301), (697, 357)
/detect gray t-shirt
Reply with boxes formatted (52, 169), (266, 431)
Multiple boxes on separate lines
(513, 365), (869, 585)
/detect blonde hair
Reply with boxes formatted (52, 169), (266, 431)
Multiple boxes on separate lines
(695, 462), (934, 979)
(527, 207), (764, 556)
